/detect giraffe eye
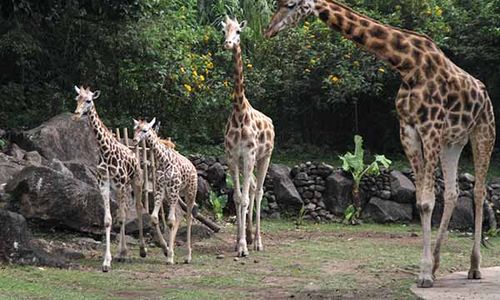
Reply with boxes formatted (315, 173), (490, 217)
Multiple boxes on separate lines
(85, 100), (91, 103)
(142, 129), (147, 133)
(236, 30), (241, 34)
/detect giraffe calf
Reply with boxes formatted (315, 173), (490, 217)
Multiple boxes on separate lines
(133, 118), (198, 264)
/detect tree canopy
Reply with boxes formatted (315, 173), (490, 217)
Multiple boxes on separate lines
(1, 0), (499, 155)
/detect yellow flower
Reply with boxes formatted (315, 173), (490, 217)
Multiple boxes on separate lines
(247, 63), (253, 69)
(378, 68), (385, 73)
(203, 35), (209, 44)
(223, 80), (229, 88)
(208, 52), (212, 56)
(353, 61), (360, 67)
(305, 44), (312, 49)
(180, 67), (186, 74)
(328, 75), (340, 84)
(183, 84), (192, 93)
(206, 61), (214, 69)
(305, 68), (311, 73)
(435, 6), (443, 17)
(309, 58), (316, 65)
(192, 70), (198, 77)
(199, 74), (205, 82)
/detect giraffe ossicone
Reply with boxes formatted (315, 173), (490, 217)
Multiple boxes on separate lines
(133, 118), (198, 265)
(265, 0), (495, 288)
(73, 86), (147, 272)
(223, 17), (275, 257)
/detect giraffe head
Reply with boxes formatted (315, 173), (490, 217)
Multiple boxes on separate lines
(73, 85), (101, 120)
(264, 0), (315, 38)
(133, 117), (156, 146)
(222, 16), (247, 50)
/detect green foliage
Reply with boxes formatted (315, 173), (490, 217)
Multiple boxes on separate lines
(339, 135), (392, 187)
(209, 191), (228, 221)
(0, 139), (6, 150)
(295, 205), (307, 228)
(343, 204), (358, 225)
(0, 0), (498, 154)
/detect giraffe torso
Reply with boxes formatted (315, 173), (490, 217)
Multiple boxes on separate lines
(88, 109), (141, 185)
(225, 103), (275, 162)
(149, 134), (197, 204)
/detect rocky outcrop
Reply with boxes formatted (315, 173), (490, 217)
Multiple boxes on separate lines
(325, 171), (353, 215)
(5, 166), (106, 234)
(13, 112), (99, 166)
(0, 209), (67, 267)
(267, 164), (303, 212)
(363, 197), (413, 223)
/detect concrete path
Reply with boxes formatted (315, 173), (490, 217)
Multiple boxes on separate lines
(411, 267), (500, 300)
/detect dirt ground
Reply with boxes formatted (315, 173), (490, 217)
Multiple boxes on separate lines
(2, 220), (500, 299)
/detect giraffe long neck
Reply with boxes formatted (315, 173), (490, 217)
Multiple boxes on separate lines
(232, 44), (250, 111)
(314, 0), (433, 77)
(87, 107), (114, 153)
(146, 130), (174, 164)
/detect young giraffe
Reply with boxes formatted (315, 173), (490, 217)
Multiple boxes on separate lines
(73, 86), (147, 272)
(265, 0), (495, 288)
(133, 118), (198, 264)
(222, 16), (275, 257)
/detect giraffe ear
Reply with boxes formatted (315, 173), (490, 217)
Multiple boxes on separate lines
(74, 85), (80, 94)
(239, 20), (247, 30)
(92, 90), (101, 100)
(133, 119), (139, 129)
(148, 117), (156, 129)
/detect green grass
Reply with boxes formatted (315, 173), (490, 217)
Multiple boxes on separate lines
(2, 220), (500, 299)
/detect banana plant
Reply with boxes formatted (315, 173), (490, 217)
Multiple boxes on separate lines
(339, 135), (392, 224)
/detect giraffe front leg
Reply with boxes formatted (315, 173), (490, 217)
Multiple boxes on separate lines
(238, 156), (255, 257)
(166, 199), (181, 265)
(229, 163), (242, 252)
(433, 143), (464, 276)
(184, 183), (197, 264)
(116, 186), (129, 262)
(152, 187), (169, 257)
(99, 172), (113, 272)
(246, 175), (256, 246)
(133, 175), (147, 258)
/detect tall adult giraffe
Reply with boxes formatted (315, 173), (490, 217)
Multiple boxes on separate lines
(264, 0), (495, 288)
(223, 16), (275, 257)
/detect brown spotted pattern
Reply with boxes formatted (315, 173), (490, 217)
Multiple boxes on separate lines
(265, 0), (496, 288)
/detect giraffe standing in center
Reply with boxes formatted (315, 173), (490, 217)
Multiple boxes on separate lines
(222, 16), (275, 257)
(73, 86), (147, 272)
(133, 118), (198, 264)
(265, 0), (495, 288)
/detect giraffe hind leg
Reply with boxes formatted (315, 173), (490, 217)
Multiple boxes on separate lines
(468, 122), (495, 280)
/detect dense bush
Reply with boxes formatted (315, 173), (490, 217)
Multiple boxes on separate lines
(0, 0), (499, 155)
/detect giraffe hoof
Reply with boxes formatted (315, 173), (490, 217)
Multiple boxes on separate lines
(140, 247), (147, 258)
(468, 269), (482, 280)
(417, 275), (434, 288)
(102, 265), (111, 273)
(254, 243), (263, 251)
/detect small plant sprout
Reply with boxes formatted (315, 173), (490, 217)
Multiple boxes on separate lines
(339, 135), (392, 224)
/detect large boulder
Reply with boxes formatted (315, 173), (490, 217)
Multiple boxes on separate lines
(196, 176), (211, 207)
(267, 164), (303, 212)
(13, 113), (99, 166)
(324, 171), (354, 215)
(390, 170), (416, 203)
(63, 161), (98, 187)
(0, 209), (67, 267)
(363, 197), (413, 223)
(5, 166), (106, 234)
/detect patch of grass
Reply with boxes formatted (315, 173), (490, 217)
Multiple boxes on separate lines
(2, 220), (500, 299)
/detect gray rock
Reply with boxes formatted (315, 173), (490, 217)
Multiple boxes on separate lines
(206, 162), (226, 189)
(24, 151), (43, 166)
(390, 170), (415, 204)
(448, 197), (474, 230)
(63, 161), (98, 187)
(7, 143), (26, 160)
(5, 166), (110, 234)
(267, 164), (303, 212)
(196, 176), (211, 206)
(363, 197), (413, 223)
(380, 190), (392, 200)
(49, 158), (73, 178)
(13, 113), (99, 166)
(0, 209), (67, 267)
(459, 173), (475, 183)
(0, 152), (27, 186)
(324, 171), (354, 215)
